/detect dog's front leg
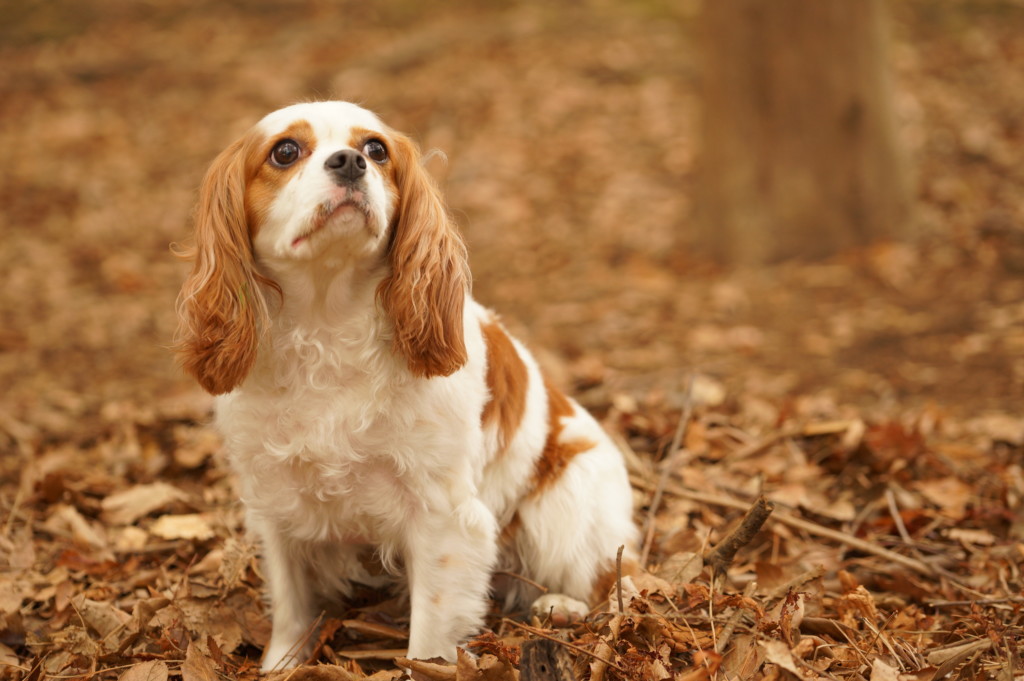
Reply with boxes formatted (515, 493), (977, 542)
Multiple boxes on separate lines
(258, 525), (317, 672)
(403, 497), (498, 662)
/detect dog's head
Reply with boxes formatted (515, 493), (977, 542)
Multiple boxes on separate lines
(176, 102), (469, 395)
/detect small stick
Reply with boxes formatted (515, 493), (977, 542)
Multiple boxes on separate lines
(637, 481), (938, 578)
(885, 487), (914, 544)
(394, 658), (455, 681)
(495, 570), (549, 594)
(502, 619), (626, 673)
(928, 597), (1024, 609)
(615, 545), (625, 614)
(705, 496), (775, 579)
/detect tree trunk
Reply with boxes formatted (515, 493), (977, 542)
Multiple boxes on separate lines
(693, 0), (912, 265)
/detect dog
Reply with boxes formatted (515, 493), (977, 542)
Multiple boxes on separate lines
(176, 101), (638, 670)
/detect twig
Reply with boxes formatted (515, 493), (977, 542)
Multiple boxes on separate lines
(265, 611), (324, 671)
(724, 426), (802, 462)
(495, 570), (549, 594)
(885, 487), (914, 544)
(1, 483), (25, 538)
(927, 597), (1024, 609)
(394, 657), (455, 681)
(338, 648), (408, 660)
(44, 662), (177, 679)
(615, 545), (625, 614)
(705, 496), (775, 579)
(639, 374), (694, 567)
(502, 619), (626, 673)
(645, 481), (938, 578)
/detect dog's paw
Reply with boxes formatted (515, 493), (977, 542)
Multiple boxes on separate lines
(530, 593), (589, 627)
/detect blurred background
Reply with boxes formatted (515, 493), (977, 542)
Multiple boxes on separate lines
(1, 0), (1022, 433)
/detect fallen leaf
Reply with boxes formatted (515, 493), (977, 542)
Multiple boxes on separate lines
(265, 665), (359, 681)
(0, 641), (19, 669)
(101, 483), (188, 525)
(913, 477), (974, 519)
(946, 527), (997, 546)
(42, 504), (108, 550)
(869, 657), (900, 681)
(656, 551), (703, 585)
(965, 413), (1024, 446)
(760, 639), (804, 676)
(71, 595), (131, 640)
(119, 660), (170, 681)
(182, 641), (218, 681)
(149, 513), (215, 541)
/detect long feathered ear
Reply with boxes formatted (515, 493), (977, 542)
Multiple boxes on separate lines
(176, 133), (270, 395)
(378, 134), (470, 378)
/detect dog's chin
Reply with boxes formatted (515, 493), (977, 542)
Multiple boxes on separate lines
(290, 201), (373, 253)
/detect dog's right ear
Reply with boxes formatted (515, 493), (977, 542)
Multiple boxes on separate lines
(176, 132), (271, 395)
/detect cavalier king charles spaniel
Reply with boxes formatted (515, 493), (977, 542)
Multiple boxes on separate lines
(177, 101), (637, 670)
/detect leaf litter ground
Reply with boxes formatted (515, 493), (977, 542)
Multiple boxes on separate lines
(1, 2), (1022, 679)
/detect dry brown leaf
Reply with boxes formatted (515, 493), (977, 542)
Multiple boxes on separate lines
(869, 657), (900, 681)
(0, 642), (19, 669)
(759, 640), (805, 677)
(265, 665), (359, 681)
(119, 660), (170, 681)
(71, 595), (131, 640)
(656, 551), (703, 585)
(836, 585), (880, 628)
(0, 576), (33, 615)
(913, 477), (974, 519)
(101, 482), (189, 525)
(42, 504), (108, 550)
(181, 641), (218, 681)
(965, 413), (1024, 446)
(149, 513), (215, 541)
(946, 527), (997, 546)
(394, 657), (455, 681)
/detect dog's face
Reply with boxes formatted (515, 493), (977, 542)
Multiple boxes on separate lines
(178, 101), (469, 395)
(247, 102), (397, 263)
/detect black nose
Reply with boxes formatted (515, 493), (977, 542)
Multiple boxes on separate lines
(324, 149), (367, 182)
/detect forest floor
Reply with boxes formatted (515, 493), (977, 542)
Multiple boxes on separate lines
(1, 1), (1022, 679)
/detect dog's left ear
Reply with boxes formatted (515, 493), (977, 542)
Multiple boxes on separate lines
(377, 134), (469, 378)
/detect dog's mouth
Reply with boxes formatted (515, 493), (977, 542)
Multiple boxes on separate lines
(292, 192), (371, 248)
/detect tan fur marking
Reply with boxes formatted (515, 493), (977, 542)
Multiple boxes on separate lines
(245, 120), (316, 229)
(480, 320), (529, 453)
(351, 126), (400, 201)
(529, 379), (597, 496)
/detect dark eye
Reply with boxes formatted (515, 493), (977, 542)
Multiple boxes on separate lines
(270, 139), (301, 167)
(363, 139), (388, 164)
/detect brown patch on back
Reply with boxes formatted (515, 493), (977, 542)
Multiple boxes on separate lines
(589, 556), (641, 607)
(480, 320), (529, 453)
(528, 379), (597, 496)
